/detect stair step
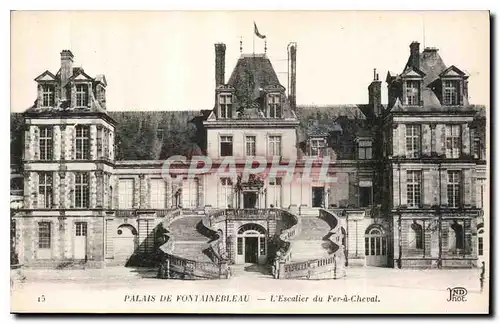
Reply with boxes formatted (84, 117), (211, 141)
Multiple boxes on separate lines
(291, 240), (332, 261)
(294, 217), (331, 240)
(168, 216), (206, 241)
(172, 242), (211, 262)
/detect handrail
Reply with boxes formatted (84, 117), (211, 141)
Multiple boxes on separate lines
(278, 208), (345, 279)
(272, 208), (301, 278)
(157, 208), (230, 280)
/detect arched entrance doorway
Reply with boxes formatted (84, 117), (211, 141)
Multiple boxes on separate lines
(365, 226), (387, 267)
(113, 224), (138, 264)
(235, 223), (267, 265)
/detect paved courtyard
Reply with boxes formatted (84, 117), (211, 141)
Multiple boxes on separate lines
(10, 265), (489, 314)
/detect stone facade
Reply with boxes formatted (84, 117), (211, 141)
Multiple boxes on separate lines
(11, 42), (487, 269)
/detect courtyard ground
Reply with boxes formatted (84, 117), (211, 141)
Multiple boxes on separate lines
(10, 265), (490, 314)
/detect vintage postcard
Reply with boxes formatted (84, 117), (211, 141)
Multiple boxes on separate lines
(10, 10), (490, 314)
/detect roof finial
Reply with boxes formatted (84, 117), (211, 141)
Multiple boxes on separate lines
(373, 68), (376, 81)
(240, 36), (243, 53)
(264, 39), (267, 54)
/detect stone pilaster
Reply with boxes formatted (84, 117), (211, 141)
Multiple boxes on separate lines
(392, 125), (398, 157)
(96, 171), (104, 208)
(440, 168), (448, 207)
(398, 124), (405, 158)
(109, 130), (115, 161)
(462, 123), (471, 156)
(430, 124), (436, 155)
(197, 177), (203, 208)
(392, 167), (400, 207)
(53, 172), (61, 208)
(90, 171), (97, 208)
(463, 169), (472, 207)
(422, 168), (431, 207)
(32, 126), (40, 160)
(53, 125), (61, 160)
(435, 124), (446, 156)
(400, 169), (407, 208)
(134, 176), (141, 209)
(422, 124), (431, 156)
(90, 124), (98, 160)
(140, 175), (148, 209)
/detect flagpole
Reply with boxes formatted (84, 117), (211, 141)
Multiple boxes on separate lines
(253, 31), (255, 55)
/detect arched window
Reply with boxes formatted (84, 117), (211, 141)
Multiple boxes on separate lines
(478, 227), (484, 256)
(365, 227), (386, 256)
(238, 223), (266, 235)
(409, 221), (423, 249)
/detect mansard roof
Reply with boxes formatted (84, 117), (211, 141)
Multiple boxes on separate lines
(227, 54), (281, 93)
(10, 104), (486, 165)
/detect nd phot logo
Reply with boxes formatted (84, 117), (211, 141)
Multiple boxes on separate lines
(447, 287), (468, 302)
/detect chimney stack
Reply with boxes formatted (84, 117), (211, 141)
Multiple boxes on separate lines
(287, 42), (297, 110)
(368, 68), (382, 117)
(409, 41), (420, 70)
(214, 43), (226, 88)
(60, 50), (74, 100)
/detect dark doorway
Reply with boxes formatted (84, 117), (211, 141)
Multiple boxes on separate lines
(359, 186), (372, 207)
(243, 192), (257, 208)
(244, 237), (258, 263)
(312, 187), (324, 207)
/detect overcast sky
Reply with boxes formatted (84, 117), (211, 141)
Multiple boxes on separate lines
(11, 11), (489, 112)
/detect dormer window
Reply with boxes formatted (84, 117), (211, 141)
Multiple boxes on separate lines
(268, 94), (282, 118)
(76, 84), (89, 107)
(41, 85), (55, 107)
(219, 93), (233, 118)
(310, 138), (326, 157)
(443, 80), (460, 105)
(358, 139), (372, 160)
(405, 80), (420, 105)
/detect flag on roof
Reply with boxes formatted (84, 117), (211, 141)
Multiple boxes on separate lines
(254, 22), (266, 39)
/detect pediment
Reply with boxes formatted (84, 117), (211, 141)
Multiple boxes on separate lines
(71, 70), (93, 81)
(216, 84), (235, 92)
(34, 70), (56, 82)
(440, 65), (466, 78)
(401, 66), (425, 78)
(207, 110), (217, 121)
(264, 84), (286, 92)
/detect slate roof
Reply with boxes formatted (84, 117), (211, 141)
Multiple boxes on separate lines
(390, 47), (470, 112)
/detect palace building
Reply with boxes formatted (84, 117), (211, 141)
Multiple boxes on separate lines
(10, 40), (487, 276)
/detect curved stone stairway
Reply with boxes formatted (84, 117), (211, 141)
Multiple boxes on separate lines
(168, 215), (212, 262)
(291, 213), (335, 262)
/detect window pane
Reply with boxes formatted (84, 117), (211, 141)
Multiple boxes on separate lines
(38, 222), (51, 249)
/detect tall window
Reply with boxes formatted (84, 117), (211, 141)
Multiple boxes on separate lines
(220, 136), (233, 157)
(219, 94), (232, 119)
(38, 172), (53, 209)
(359, 186), (372, 207)
(118, 178), (134, 208)
(410, 222), (423, 249)
(473, 138), (482, 159)
(405, 80), (420, 105)
(41, 84), (55, 107)
(150, 178), (166, 209)
(75, 222), (88, 237)
(39, 127), (53, 160)
(451, 221), (464, 251)
(268, 136), (281, 156)
(447, 171), (461, 208)
(443, 80), (459, 106)
(219, 177), (233, 208)
(38, 222), (51, 249)
(75, 125), (90, 159)
(358, 140), (372, 160)
(245, 136), (256, 156)
(268, 94), (282, 118)
(445, 125), (461, 158)
(407, 171), (422, 208)
(478, 228), (484, 256)
(75, 172), (89, 208)
(76, 84), (88, 107)
(405, 125), (421, 158)
(311, 138), (326, 157)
